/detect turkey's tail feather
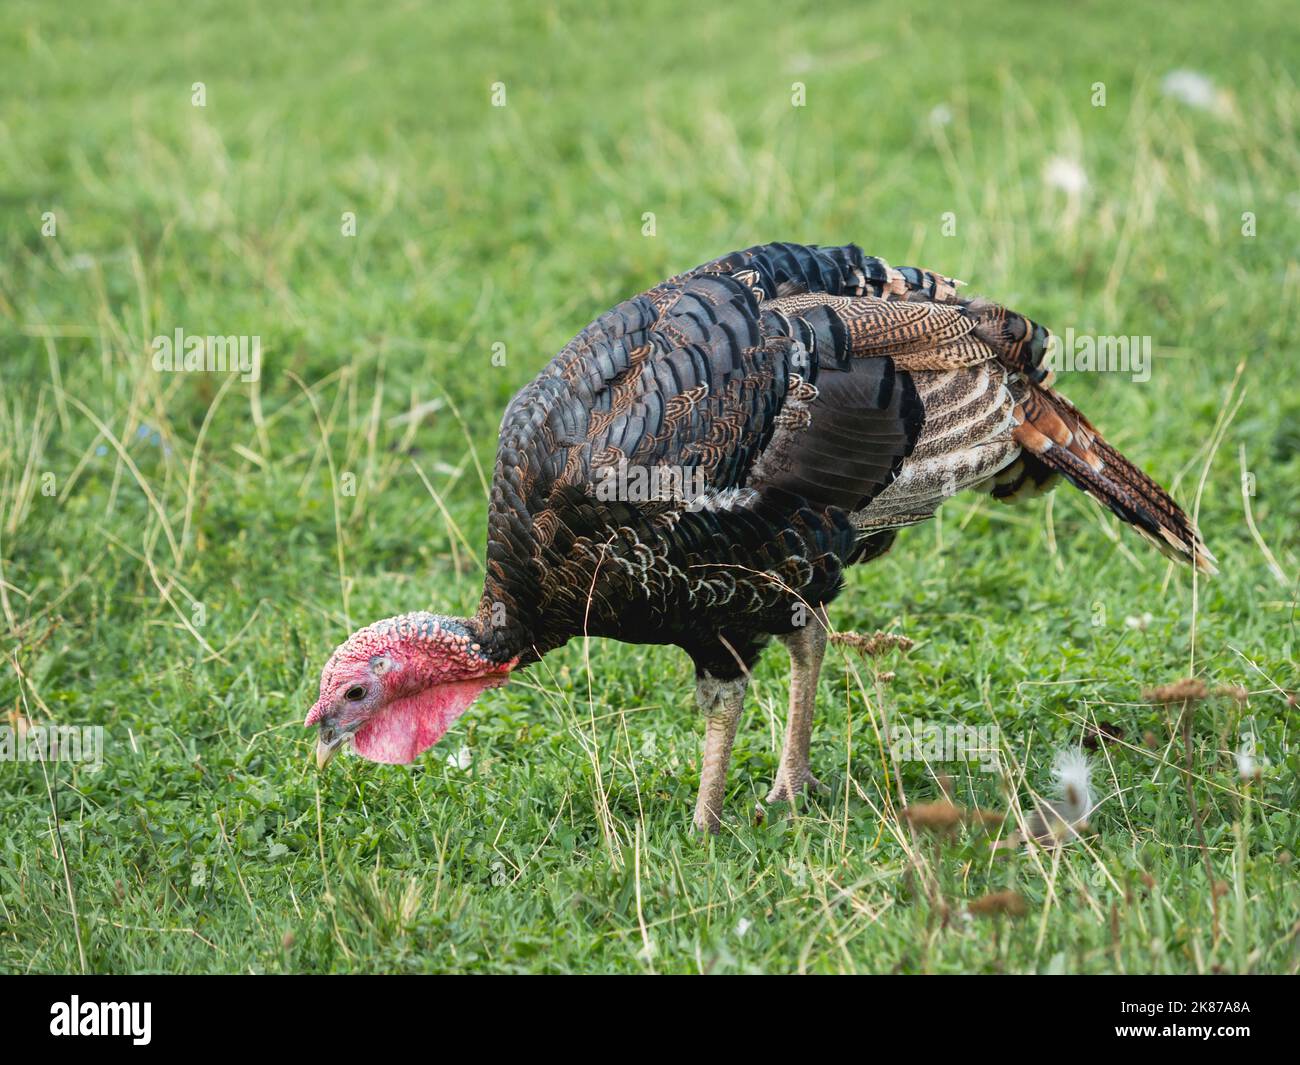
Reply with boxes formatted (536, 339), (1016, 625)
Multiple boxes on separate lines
(1004, 382), (1217, 575)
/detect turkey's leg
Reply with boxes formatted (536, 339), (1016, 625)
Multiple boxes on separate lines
(765, 604), (830, 806)
(692, 672), (747, 834)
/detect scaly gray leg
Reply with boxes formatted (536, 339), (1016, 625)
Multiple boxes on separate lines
(692, 672), (747, 834)
(765, 604), (830, 807)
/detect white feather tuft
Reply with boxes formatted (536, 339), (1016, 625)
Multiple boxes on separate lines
(1009, 748), (1098, 848)
(1051, 747), (1093, 824)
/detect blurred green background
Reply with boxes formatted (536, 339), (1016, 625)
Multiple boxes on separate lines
(1, 0), (1297, 973)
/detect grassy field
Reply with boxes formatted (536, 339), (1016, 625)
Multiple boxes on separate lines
(2, 0), (1297, 974)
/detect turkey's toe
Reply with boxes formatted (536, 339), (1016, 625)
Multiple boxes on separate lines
(692, 810), (724, 835)
(763, 768), (827, 807)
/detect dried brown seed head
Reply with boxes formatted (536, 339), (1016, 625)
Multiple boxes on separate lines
(831, 630), (915, 657)
(904, 798), (1002, 833)
(967, 890), (1028, 918)
(1143, 677), (1208, 704)
(903, 800), (963, 831)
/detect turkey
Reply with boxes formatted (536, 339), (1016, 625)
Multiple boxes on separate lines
(306, 242), (1214, 833)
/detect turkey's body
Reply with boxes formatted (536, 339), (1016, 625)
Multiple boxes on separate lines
(466, 242), (1212, 831)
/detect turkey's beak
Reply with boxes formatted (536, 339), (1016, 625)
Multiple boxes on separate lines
(315, 724), (346, 770)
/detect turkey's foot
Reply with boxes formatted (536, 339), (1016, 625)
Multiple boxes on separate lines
(762, 766), (828, 808)
(692, 809), (730, 835)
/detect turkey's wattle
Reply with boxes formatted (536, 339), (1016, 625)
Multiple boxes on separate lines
(306, 242), (1214, 832)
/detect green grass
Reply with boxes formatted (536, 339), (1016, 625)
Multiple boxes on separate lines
(2, 0), (1297, 974)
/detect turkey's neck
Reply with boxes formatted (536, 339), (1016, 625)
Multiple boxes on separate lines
(471, 591), (560, 669)
(382, 614), (509, 688)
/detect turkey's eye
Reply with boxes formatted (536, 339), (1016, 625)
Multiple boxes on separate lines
(344, 685), (367, 702)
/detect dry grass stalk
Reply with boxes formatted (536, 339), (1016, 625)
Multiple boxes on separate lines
(1143, 676), (1220, 941)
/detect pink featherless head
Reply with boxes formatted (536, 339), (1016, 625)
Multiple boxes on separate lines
(305, 612), (513, 768)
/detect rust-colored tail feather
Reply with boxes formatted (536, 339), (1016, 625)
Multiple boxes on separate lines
(1009, 384), (1217, 575)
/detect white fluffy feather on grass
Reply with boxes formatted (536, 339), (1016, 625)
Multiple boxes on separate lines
(1022, 748), (1095, 846)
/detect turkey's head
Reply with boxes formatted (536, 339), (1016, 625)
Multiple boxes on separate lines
(305, 611), (512, 769)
